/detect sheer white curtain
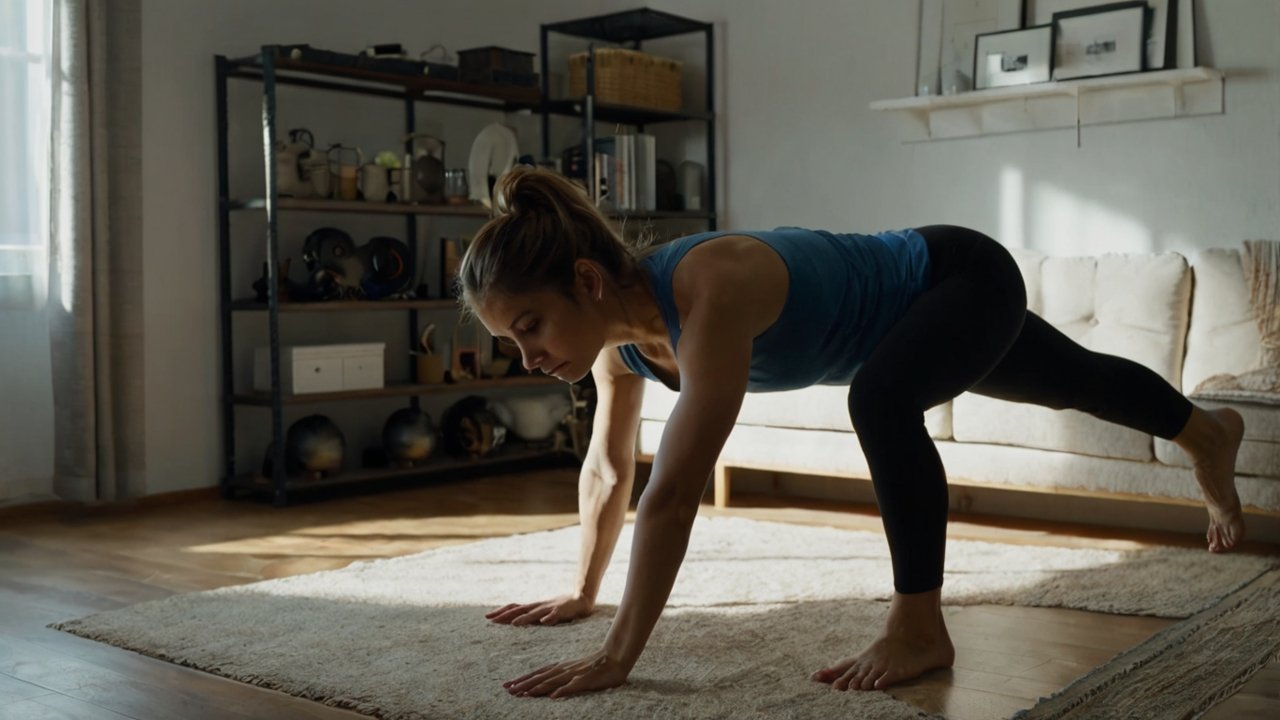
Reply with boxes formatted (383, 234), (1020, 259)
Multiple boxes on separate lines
(0, 0), (55, 503)
(0, 0), (144, 505)
(45, 0), (145, 503)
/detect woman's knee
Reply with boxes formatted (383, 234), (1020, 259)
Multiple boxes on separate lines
(847, 372), (920, 432)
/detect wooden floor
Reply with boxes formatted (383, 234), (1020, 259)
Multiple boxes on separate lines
(1, 469), (1277, 720)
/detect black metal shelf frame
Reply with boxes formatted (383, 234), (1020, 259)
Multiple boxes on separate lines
(223, 52), (540, 109)
(231, 376), (563, 406)
(230, 445), (577, 497)
(224, 196), (712, 221)
(539, 8), (717, 230)
(216, 47), (565, 507)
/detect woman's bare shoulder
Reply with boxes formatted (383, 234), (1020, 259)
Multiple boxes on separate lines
(673, 234), (789, 336)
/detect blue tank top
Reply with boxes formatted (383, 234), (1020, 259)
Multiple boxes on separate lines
(617, 227), (930, 392)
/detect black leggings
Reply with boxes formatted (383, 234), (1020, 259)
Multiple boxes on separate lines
(847, 225), (1193, 594)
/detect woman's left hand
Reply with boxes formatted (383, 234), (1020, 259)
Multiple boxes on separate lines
(503, 649), (630, 699)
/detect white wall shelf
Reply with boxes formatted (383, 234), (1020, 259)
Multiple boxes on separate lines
(870, 67), (1223, 142)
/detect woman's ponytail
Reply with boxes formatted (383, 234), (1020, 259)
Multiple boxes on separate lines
(458, 166), (639, 314)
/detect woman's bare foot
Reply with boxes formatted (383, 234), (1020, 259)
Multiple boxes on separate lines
(812, 589), (955, 691)
(1174, 406), (1246, 552)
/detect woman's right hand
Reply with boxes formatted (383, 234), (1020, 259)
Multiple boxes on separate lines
(485, 594), (596, 626)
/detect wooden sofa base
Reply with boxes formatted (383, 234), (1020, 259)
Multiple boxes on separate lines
(635, 454), (1280, 544)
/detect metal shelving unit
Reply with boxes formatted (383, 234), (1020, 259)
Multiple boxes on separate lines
(227, 443), (566, 495)
(216, 46), (575, 507)
(231, 376), (562, 406)
(539, 7), (717, 231)
(229, 298), (460, 313)
(229, 197), (495, 216)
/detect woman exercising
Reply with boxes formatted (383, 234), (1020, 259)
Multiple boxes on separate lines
(460, 167), (1245, 699)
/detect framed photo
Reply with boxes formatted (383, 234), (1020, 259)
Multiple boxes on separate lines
(1144, 0), (1176, 70)
(918, 0), (1024, 95)
(916, 0), (944, 95)
(1052, 2), (1148, 81)
(1175, 0), (1194, 68)
(974, 24), (1055, 89)
(1028, 0), (1177, 70)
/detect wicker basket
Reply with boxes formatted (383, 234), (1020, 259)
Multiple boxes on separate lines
(568, 48), (682, 112)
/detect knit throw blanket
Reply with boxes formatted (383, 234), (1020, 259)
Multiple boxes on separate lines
(1194, 240), (1280, 404)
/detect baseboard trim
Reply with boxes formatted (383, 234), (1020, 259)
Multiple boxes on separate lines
(0, 485), (222, 524)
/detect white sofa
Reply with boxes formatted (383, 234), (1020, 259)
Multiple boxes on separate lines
(635, 246), (1280, 535)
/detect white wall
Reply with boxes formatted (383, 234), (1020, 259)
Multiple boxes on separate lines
(656, 0), (1279, 256)
(136, 0), (1279, 496)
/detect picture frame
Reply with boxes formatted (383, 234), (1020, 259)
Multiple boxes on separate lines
(1144, 0), (1176, 70)
(918, 0), (1024, 95)
(1052, 2), (1148, 81)
(974, 24), (1055, 90)
(916, 0), (944, 95)
(1175, 0), (1194, 68)
(1027, 0), (1177, 70)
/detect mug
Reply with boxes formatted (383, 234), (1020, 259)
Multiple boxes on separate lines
(304, 156), (330, 197)
(361, 164), (389, 203)
(444, 169), (469, 205)
(335, 165), (359, 201)
(677, 161), (704, 211)
(416, 353), (445, 384)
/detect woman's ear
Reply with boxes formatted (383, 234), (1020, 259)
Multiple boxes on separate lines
(574, 259), (604, 302)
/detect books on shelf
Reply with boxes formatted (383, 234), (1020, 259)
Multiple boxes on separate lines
(592, 132), (657, 212)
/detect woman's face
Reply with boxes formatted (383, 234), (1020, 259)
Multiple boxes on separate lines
(472, 281), (604, 384)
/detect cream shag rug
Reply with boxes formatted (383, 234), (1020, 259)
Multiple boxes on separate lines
(52, 517), (1279, 720)
(1014, 570), (1280, 720)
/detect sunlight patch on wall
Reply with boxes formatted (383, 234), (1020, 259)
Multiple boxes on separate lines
(1030, 182), (1153, 256)
(999, 165), (1025, 249)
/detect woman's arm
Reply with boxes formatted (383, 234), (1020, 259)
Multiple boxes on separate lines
(600, 291), (753, 670)
(486, 351), (644, 626)
(506, 294), (752, 698)
(504, 238), (779, 698)
(575, 354), (646, 604)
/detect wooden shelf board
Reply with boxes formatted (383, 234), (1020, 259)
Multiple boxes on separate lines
(230, 54), (540, 106)
(231, 298), (459, 312)
(544, 8), (711, 43)
(605, 210), (717, 220)
(232, 445), (575, 492)
(233, 377), (562, 406)
(870, 67), (1223, 112)
(871, 67), (1224, 142)
(229, 198), (492, 216)
(228, 197), (715, 222)
(542, 98), (712, 124)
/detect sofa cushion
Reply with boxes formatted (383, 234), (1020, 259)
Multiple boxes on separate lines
(1158, 250), (1278, 474)
(953, 250), (1192, 461)
(639, 383), (952, 439)
(1154, 400), (1280, 477)
(1182, 248), (1263, 391)
(953, 402), (1155, 461)
(637, 420), (1280, 513)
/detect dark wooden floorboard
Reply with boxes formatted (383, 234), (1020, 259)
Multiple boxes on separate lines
(0, 470), (1275, 720)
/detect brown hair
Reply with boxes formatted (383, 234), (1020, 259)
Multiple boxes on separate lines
(457, 166), (645, 316)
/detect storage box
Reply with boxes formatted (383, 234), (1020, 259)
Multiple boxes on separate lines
(569, 48), (682, 112)
(458, 46), (535, 83)
(254, 343), (385, 395)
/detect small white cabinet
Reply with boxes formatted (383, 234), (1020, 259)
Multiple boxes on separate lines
(254, 343), (385, 395)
